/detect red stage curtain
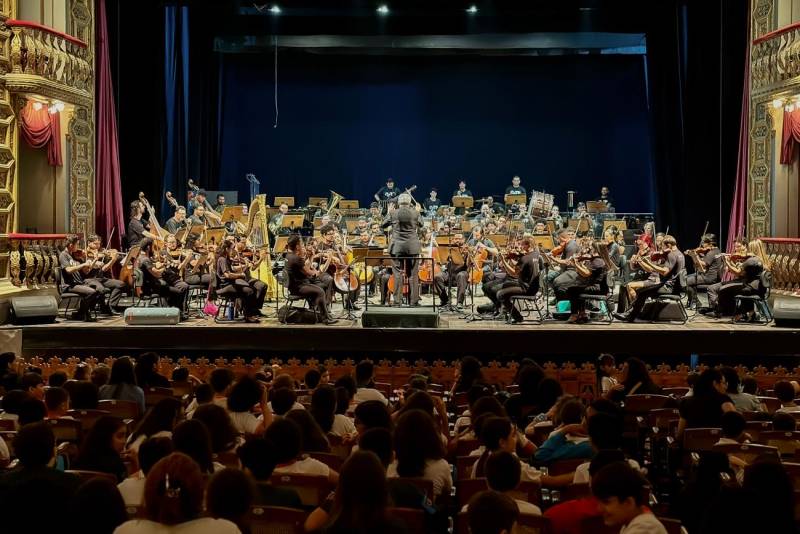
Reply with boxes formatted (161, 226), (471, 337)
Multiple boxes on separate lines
(781, 109), (800, 164)
(19, 100), (62, 166)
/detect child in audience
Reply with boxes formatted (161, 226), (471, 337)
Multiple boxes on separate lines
(270, 387), (299, 417)
(118, 436), (173, 507)
(237, 437), (302, 508)
(192, 403), (241, 455)
(572, 412), (639, 485)
(285, 408), (331, 453)
(76, 415), (128, 482)
(21, 371), (45, 400)
(186, 383), (214, 418)
(592, 462), (668, 534)
(472, 416), (542, 482)
(48, 370), (68, 388)
(716, 411), (750, 445)
(70, 477), (128, 534)
(186, 368), (234, 418)
(172, 419), (224, 474)
(125, 397), (182, 455)
(206, 468), (255, 534)
(226, 376), (271, 436)
(464, 451), (541, 516)
(453, 384), (493, 436)
(17, 396), (46, 426)
(467, 490), (519, 534)
(596, 353), (618, 398)
(310, 384), (357, 438)
(265, 418), (339, 483)
(44, 387), (72, 419)
(99, 357), (145, 414)
(768, 412), (800, 457)
(533, 399), (592, 464)
(720, 367), (763, 412)
(353, 360), (389, 405)
(775, 380), (800, 413)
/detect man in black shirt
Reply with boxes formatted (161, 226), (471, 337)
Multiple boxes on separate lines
(213, 194), (226, 212)
(434, 232), (468, 306)
(164, 206), (188, 235)
(126, 200), (155, 248)
(614, 235), (685, 322)
(285, 235), (336, 324)
(423, 188), (442, 216)
(505, 175), (527, 196)
(496, 239), (541, 323)
(382, 193), (423, 306)
(58, 235), (103, 321)
(84, 234), (128, 313)
(562, 243), (614, 324)
(190, 205), (210, 226)
(685, 233), (723, 309)
(374, 178), (400, 205)
(548, 228), (581, 299)
(703, 238), (765, 317)
(596, 186), (614, 207)
(139, 238), (189, 318)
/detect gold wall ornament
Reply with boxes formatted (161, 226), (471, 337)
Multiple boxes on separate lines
(68, 104), (94, 236)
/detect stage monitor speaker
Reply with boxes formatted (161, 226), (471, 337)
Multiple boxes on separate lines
(640, 301), (686, 322)
(361, 307), (439, 328)
(772, 298), (800, 327)
(124, 307), (181, 325)
(10, 296), (58, 325)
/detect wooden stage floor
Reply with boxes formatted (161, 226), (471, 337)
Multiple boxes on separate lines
(7, 293), (800, 358)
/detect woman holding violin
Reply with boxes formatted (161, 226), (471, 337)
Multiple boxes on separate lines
(685, 233), (723, 309)
(215, 240), (260, 323)
(562, 240), (617, 324)
(285, 234), (337, 324)
(701, 238), (771, 320)
(139, 237), (190, 318)
(58, 235), (104, 321)
(233, 238), (269, 314)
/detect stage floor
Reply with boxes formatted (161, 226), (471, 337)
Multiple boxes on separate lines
(7, 293), (800, 358)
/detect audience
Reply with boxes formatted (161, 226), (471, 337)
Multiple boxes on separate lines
(17, 395), (47, 425)
(264, 418), (339, 483)
(677, 368), (736, 438)
(353, 360), (388, 405)
(775, 380), (800, 413)
(44, 386), (71, 419)
(118, 436), (174, 506)
(76, 415), (128, 482)
(91, 363), (111, 388)
(192, 403), (240, 455)
(612, 357), (662, 400)
(473, 451), (541, 515)
(237, 438), (302, 508)
(66, 379), (100, 409)
(126, 397), (182, 454)
(70, 477), (129, 534)
(206, 468), (255, 534)
(21, 371), (45, 400)
(48, 369), (68, 388)
(99, 356), (145, 414)
(226, 375), (271, 436)
(134, 352), (171, 389)
(285, 408), (331, 453)
(310, 384), (357, 438)
(172, 419), (223, 474)
(719, 366), (762, 412)
(592, 462), (668, 533)
(388, 409), (452, 500)
(452, 356), (486, 394)
(467, 490), (519, 534)
(533, 399), (592, 464)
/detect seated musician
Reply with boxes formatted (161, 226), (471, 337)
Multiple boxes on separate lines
(496, 216), (509, 234)
(532, 222), (548, 235)
(562, 241), (616, 324)
(126, 201), (158, 248)
(353, 216), (369, 236)
(59, 235), (104, 321)
(139, 238), (189, 319)
(548, 205), (564, 230)
(702, 239), (771, 320)
(214, 240), (260, 323)
(188, 189), (209, 217)
(485, 220), (499, 236)
(190, 205), (209, 226)
(434, 232), (468, 307)
(285, 235), (337, 324)
(368, 202), (382, 224)
(685, 233), (723, 309)
(165, 206), (188, 234)
(320, 224), (360, 311)
(484, 196), (505, 216)
(84, 234), (127, 313)
(234, 239), (269, 315)
(496, 238), (541, 323)
(183, 235), (213, 287)
(614, 235), (684, 322)
(269, 203), (290, 236)
(547, 228), (580, 299)
(603, 226), (628, 282)
(574, 202), (591, 220)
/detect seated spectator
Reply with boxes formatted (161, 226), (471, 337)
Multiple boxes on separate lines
(192, 403), (241, 455)
(73, 363), (90, 381)
(334, 375), (358, 410)
(186, 383), (214, 418)
(48, 370), (68, 388)
(70, 476), (128, 534)
(472, 416), (542, 482)
(741, 376), (759, 396)
(226, 376), (271, 436)
(572, 412), (638, 485)
(504, 363), (544, 424)
(387, 409), (452, 500)
(322, 451), (410, 534)
(270, 387), (300, 417)
(285, 408), (331, 453)
(172, 419), (224, 474)
(395, 390), (448, 444)
(533, 399), (592, 464)
(0, 423), (80, 532)
(453, 384), (493, 436)
(114, 452), (240, 534)
(264, 418), (338, 483)
(171, 367), (190, 382)
(353, 360), (388, 405)
(90, 363), (111, 388)
(64, 379), (99, 410)
(118, 436), (174, 506)
(44, 386), (72, 420)
(126, 397), (182, 455)
(310, 384), (357, 438)
(720, 367), (762, 412)
(17, 395), (46, 426)
(671, 451), (733, 534)
(452, 356), (486, 395)
(768, 412), (800, 457)
(677, 368), (735, 438)
(304, 368), (322, 390)
(592, 462), (667, 533)
(237, 437), (302, 508)
(717, 411), (749, 445)
(335, 385), (353, 415)
(76, 415), (128, 482)
(596, 353), (619, 398)
(21, 371), (45, 400)
(775, 380), (800, 413)
(186, 368), (234, 418)
(467, 490), (519, 534)
(609, 357), (662, 402)
(0, 389), (29, 426)
(354, 399), (393, 439)
(464, 451), (541, 515)
(134, 352), (171, 389)
(99, 356), (145, 414)
(206, 468), (255, 534)
(527, 378), (564, 425)
(740, 457), (797, 534)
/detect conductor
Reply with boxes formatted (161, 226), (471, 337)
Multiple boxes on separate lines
(382, 193), (423, 306)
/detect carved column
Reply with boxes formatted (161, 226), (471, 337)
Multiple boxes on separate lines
(68, 105), (93, 236)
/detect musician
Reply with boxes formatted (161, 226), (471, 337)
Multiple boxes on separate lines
(595, 186), (615, 207)
(126, 201), (158, 248)
(183, 236), (213, 287)
(603, 226), (628, 283)
(165, 206), (188, 235)
(212, 240), (259, 323)
(561, 240), (614, 324)
(374, 178), (400, 205)
(703, 239), (770, 319)
(484, 196), (504, 216)
(213, 194), (226, 212)
(190, 205), (209, 227)
(614, 235), (684, 322)
(269, 203), (290, 236)
(319, 224), (360, 311)
(434, 232), (468, 307)
(547, 227), (580, 297)
(234, 239), (268, 314)
(452, 180), (472, 216)
(496, 216), (509, 234)
(475, 204), (495, 224)
(285, 235), (337, 324)
(497, 238), (541, 323)
(533, 222), (548, 235)
(685, 233), (723, 309)
(423, 188), (442, 215)
(84, 234), (127, 313)
(505, 176), (526, 197)
(189, 189), (210, 217)
(354, 217), (369, 236)
(368, 202), (382, 224)
(139, 238), (189, 319)
(382, 193), (422, 306)
(485, 220), (499, 236)
(59, 235), (104, 321)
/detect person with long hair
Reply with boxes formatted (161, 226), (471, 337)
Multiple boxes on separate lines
(215, 239), (260, 323)
(596, 353), (618, 398)
(69, 477), (128, 534)
(704, 238), (772, 320)
(310, 384), (357, 438)
(115, 453), (240, 533)
(285, 408), (331, 453)
(191, 403), (240, 455)
(134, 352), (170, 389)
(265, 418), (339, 484)
(126, 397), (182, 456)
(451, 356), (484, 395)
(172, 419), (223, 474)
(388, 409), (452, 500)
(76, 415), (128, 482)
(677, 369), (735, 439)
(99, 356), (145, 414)
(611, 357), (662, 399)
(206, 468), (255, 534)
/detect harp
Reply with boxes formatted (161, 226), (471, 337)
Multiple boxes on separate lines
(244, 194), (278, 299)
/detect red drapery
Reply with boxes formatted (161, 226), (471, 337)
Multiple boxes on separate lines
(781, 109), (800, 164)
(19, 101), (62, 166)
(95, 0), (125, 249)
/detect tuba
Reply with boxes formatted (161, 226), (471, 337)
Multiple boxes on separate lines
(327, 190), (344, 223)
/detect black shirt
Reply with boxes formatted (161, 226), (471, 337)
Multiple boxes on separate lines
(701, 248), (723, 281)
(518, 251), (541, 290)
(505, 185), (527, 196)
(452, 189), (472, 198)
(254, 482), (303, 509)
(286, 252), (309, 292)
(139, 257), (160, 293)
(165, 216), (186, 234)
(740, 256), (764, 284)
(127, 218), (145, 248)
(58, 249), (83, 286)
(661, 249), (686, 285)
(679, 392), (733, 429)
(376, 186), (400, 201)
(423, 197), (442, 212)
(596, 194), (615, 206)
(562, 240), (581, 260)
(216, 256), (234, 288)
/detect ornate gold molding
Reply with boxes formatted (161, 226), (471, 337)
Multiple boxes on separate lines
(748, 99), (772, 239)
(753, 0), (775, 40)
(68, 104), (93, 237)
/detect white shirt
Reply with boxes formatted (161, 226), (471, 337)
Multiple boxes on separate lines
(118, 471), (146, 506)
(228, 411), (260, 435)
(573, 459), (641, 485)
(353, 387), (388, 405)
(777, 405), (800, 413)
(267, 401), (305, 413)
(387, 458), (453, 499)
(469, 450), (541, 482)
(619, 513), (668, 534)
(601, 376), (618, 395)
(461, 498), (542, 516)
(114, 518), (240, 534)
(126, 431), (172, 456)
(330, 414), (357, 437)
(273, 456), (330, 477)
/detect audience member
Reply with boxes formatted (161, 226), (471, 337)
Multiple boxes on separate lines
(76, 415), (128, 482)
(134, 352), (171, 389)
(311, 384), (357, 437)
(70, 477), (129, 534)
(533, 399), (592, 464)
(90, 363), (111, 388)
(775, 380), (800, 413)
(304, 368), (322, 390)
(592, 462), (667, 533)
(466, 490), (519, 534)
(118, 436), (174, 506)
(264, 418), (338, 483)
(237, 438), (302, 508)
(388, 409), (452, 499)
(48, 369), (68, 388)
(226, 376), (271, 435)
(678, 369), (735, 438)
(474, 451), (541, 515)
(172, 419), (222, 474)
(17, 396), (46, 426)
(206, 468), (255, 534)
(21, 371), (45, 400)
(192, 403), (240, 454)
(353, 360), (388, 405)
(720, 366), (762, 412)
(270, 387), (299, 416)
(452, 356), (485, 394)
(44, 386), (71, 419)
(99, 356), (145, 414)
(65, 379), (100, 409)
(126, 397), (182, 454)
(285, 408), (331, 453)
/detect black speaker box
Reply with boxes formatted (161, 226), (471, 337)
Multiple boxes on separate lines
(773, 298), (800, 327)
(10, 296), (58, 324)
(640, 300), (686, 322)
(361, 307), (440, 328)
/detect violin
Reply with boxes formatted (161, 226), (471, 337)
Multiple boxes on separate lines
(722, 253), (751, 263)
(550, 242), (566, 257)
(648, 251), (668, 262)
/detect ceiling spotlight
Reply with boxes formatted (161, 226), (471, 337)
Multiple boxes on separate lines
(55, 101), (65, 112)
(269, 5), (281, 14)
(773, 99), (783, 109)
(377, 5), (389, 15)
(466, 5), (478, 14)
(787, 103), (796, 113)
(32, 102), (42, 111)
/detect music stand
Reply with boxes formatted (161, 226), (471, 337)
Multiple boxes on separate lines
(488, 234), (508, 247)
(189, 224), (205, 238)
(569, 218), (592, 235)
(274, 196), (295, 207)
(204, 227), (226, 246)
(345, 219), (361, 233)
(220, 206), (244, 225)
(461, 220), (477, 232)
(174, 228), (188, 245)
(308, 196), (327, 207)
(452, 196), (473, 210)
(546, 221), (556, 235)
(372, 235), (387, 247)
(603, 219), (627, 233)
(436, 205), (451, 218)
(273, 236), (291, 254)
(533, 235), (556, 251)
(340, 200), (359, 209)
(281, 214), (305, 231)
(508, 220), (526, 233)
(504, 194), (526, 207)
(586, 201), (609, 214)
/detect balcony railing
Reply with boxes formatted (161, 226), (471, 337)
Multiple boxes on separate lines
(751, 21), (800, 93)
(761, 237), (800, 294)
(6, 19), (92, 101)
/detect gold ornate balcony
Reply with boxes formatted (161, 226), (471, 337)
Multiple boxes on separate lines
(4, 19), (92, 107)
(761, 237), (800, 294)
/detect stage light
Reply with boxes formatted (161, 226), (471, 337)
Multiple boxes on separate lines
(773, 99), (783, 109)
(55, 101), (65, 112)
(32, 102), (42, 111)
(787, 103), (795, 113)
(377, 5), (389, 15)
(269, 5), (281, 14)
(466, 5), (478, 14)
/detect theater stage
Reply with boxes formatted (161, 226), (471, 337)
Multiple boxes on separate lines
(7, 294), (800, 359)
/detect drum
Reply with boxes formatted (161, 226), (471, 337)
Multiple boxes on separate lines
(530, 190), (555, 218)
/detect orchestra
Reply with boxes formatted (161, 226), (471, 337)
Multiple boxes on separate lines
(56, 177), (773, 326)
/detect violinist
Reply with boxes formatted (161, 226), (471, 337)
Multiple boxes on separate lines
(496, 237), (541, 323)
(561, 240), (615, 324)
(165, 206), (188, 235)
(685, 234), (723, 309)
(603, 226), (627, 282)
(546, 227), (580, 300)
(84, 234), (127, 313)
(702, 239), (771, 319)
(434, 232), (468, 307)
(183, 235), (213, 287)
(353, 216), (370, 236)
(319, 224), (360, 310)
(59, 235), (103, 321)
(233, 239), (269, 315)
(214, 240), (259, 323)
(285, 235), (337, 324)
(139, 238), (189, 319)
(126, 201), (158, 248)
(614, 235), (684, 322)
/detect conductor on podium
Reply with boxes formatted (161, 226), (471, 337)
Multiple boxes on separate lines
(382, 193), (422, 306)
